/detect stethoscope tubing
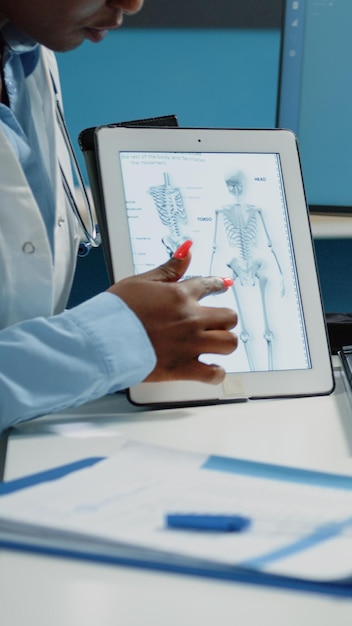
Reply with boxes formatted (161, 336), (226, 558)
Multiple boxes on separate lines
(51, 73), (101, 255)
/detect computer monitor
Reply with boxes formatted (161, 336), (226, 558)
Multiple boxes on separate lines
(276, 0), (352, 214)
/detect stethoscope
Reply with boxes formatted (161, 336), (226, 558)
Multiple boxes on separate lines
(51, 74), (101, 257)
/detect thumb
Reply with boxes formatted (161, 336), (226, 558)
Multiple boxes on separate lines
(143, 240), (193, 283)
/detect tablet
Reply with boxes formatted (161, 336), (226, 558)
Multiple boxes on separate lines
(93, 126), (334, 405)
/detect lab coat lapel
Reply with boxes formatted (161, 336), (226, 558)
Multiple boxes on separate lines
(29, 47), (79, 313)
(0, 126), (54, 326)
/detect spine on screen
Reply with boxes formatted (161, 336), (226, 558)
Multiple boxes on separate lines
(77, 114), (178, 283)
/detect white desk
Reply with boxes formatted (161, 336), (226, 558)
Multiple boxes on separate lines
(2, 362), (352, 625)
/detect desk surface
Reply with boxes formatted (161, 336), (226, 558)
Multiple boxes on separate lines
(2, 362), (352, 625)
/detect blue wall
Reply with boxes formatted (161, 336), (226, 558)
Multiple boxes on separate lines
(56, 28), (281, 168)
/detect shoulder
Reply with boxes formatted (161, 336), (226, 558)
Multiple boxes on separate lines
(41, 46), (59, 78)
(38, 46), (63, 101)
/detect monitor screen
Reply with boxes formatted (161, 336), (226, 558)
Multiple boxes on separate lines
(276, 0), (352, 214)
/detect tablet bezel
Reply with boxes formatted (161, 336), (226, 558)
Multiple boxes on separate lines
(94, 126), (334, 404)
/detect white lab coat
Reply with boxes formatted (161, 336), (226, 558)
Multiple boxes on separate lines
(0, 46), (79, 329)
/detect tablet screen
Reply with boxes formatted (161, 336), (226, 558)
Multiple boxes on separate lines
(118, 150), (310, 375)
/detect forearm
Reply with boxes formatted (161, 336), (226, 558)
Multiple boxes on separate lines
(0, 292), (156, 432)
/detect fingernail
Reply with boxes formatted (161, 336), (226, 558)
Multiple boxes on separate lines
(222, 277), (234, 288)
(172, 240), (193, 259)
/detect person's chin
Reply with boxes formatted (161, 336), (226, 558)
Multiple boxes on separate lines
(48, 32), (87, 53)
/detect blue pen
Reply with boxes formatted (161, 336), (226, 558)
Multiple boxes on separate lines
(165, 513), (251, 532)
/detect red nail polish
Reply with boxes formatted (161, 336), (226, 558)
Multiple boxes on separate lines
(173, 240), (193, 259)
(222, 277), (234, 288)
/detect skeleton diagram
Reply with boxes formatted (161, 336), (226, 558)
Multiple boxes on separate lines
(148, 172), (188, 256)
(210, 171), (285, 371)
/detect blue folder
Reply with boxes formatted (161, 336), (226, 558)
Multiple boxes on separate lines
(1, 454), (352, 598)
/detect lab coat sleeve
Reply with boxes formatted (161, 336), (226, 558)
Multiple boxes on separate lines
(0, 292), (156, 431)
